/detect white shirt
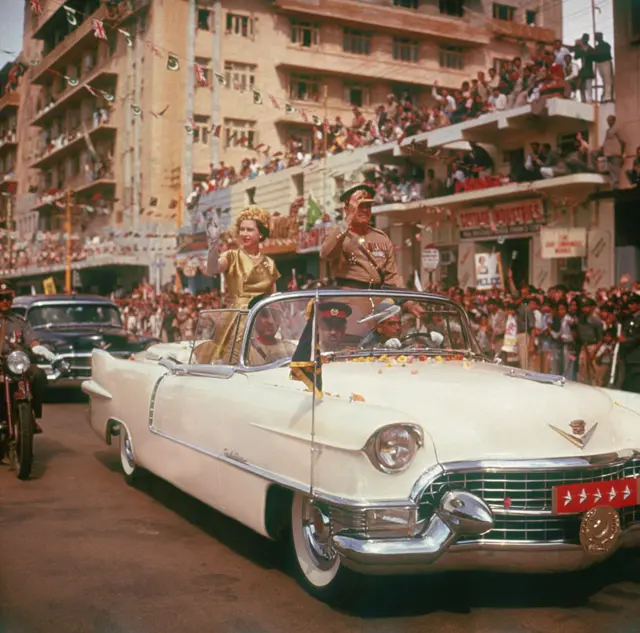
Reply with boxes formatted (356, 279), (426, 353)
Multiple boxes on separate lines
(554, 46), (571, 65)
(489, 93), (507, 111)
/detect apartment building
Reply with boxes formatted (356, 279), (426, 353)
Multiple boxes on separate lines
(612, 0), (640, 280)
(9, 0), (561, 292)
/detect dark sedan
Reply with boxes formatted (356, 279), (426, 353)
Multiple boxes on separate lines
(12, 294), (158, 387)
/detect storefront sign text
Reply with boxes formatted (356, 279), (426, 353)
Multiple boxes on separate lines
(540, 227), (587, 259)
(459, 200), (545, 239)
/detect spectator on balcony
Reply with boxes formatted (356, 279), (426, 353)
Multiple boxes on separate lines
(626, 146), (640, 187)
(431, 83), (456, 117)
(572, 34), (596, 103)
(488, 86), (507, 111)
(425, 168), (445, 198)
(591, 115), (627, 189)
(594, 32), (614, 103)
(553, 39), (572, 65)
(540, 143), (568, 179)
(475, 71), (490, 102)
(487, 67), (500, 91)
(564, 54), (580, 98)
(464, 142), (494, 178)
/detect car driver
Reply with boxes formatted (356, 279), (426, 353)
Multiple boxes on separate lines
(317, 301), (352, 352)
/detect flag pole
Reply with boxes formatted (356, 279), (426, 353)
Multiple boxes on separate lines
(309, 290), (320, 499)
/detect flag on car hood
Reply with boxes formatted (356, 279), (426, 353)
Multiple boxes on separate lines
(290, 299), (323, 400)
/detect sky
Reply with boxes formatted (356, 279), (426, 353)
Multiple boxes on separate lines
(0, 0), (616, 76)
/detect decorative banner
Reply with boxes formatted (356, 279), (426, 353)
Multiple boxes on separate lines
(458, 199), (545, 239)
(64, 6), (77, 26)
(540, 227), (587, 259)
(422, 247), (440, 272)
(474, 252), (504, 289)
(167, 54), (180, 71)
(261, 216), (298, 255)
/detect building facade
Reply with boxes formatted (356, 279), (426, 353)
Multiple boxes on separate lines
(6, 0), (562, 292)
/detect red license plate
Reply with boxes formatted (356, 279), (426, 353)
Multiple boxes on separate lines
(553, 478), (640, 514)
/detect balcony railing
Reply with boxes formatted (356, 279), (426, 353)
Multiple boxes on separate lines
(31, 118), (116, 170)
(273, 0), (490, 44)
(103, 0), (150, 26)
(31, 59), (117, 128)
(30, 6), (107, 85)
(32, 168), (116, 211)
(0, 131), (18, 151)
(0, 91), (20, 116)
(490, 19), (556, 45)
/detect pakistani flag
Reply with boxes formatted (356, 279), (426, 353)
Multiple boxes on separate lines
(64, 6), (77, 26)
(306, 194), (323, 231)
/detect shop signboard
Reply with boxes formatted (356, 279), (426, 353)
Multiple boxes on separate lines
(540, 227), (587, 259)
(297, 222), (332, 254)
(458, 199), (545, 239)
(421, 247), (440, 271)
(261, 216), (299, 255)
(475, 252), (504, 289)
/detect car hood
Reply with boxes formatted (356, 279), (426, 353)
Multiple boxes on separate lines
(34, 325), (143, 353)
(309, 359), (640, 463)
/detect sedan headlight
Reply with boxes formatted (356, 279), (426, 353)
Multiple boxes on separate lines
(365, 423), (423, 474)
(7, 350), (31, 375)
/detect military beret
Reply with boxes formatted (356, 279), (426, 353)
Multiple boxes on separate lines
(339, 184), (375, 204)
(0, 279), (14, 294)
(318, 301), (352, 320)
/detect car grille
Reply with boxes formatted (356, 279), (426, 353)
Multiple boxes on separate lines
(420, 459), (640, 544)
(58, 352), (132, 378)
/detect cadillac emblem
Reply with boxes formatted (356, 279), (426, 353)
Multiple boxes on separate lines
(579, 506), (621, 555)
(549, 420), (598, 449)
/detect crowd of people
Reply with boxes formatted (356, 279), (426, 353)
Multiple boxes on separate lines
(195, 35), (614, 199)
(117, 268), (639, 391)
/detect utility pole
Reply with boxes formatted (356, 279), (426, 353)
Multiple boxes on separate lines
(211, 0), (221, 166)
(322, 84), (328, 216)
(6, 194), (13, 272)
(64, 187), (72, 294)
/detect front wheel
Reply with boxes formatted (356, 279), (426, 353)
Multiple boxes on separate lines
(13, 403), (34, 480)
(288, 493), (355, 603)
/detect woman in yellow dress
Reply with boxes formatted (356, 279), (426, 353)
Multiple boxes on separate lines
(205, 206), (280, 308)
(196, 206), (281, 363)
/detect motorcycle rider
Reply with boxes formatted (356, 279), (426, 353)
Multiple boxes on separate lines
(0, 279), (53, 434)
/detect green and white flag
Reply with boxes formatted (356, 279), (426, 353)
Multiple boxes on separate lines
(306, 194), (323, 231)
(64, 6), (77, 26)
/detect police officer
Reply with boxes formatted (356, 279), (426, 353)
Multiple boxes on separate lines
(317, 301), (352, 352)
(320, 185), (403, 289)
(0, 280), (51, 433)
(620, 295), (640, 393)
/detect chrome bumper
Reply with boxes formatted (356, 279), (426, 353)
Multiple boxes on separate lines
(329, 490), (640, 576)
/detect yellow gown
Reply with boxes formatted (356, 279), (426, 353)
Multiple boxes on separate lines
(193, 249), (280, 364)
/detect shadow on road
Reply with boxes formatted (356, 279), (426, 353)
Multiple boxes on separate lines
(44, 388), (88, 405)
(92, 450), (640, 618)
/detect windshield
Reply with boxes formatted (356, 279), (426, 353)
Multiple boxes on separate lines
(244, 294), (475, 367)
(28, 304), (123, 328)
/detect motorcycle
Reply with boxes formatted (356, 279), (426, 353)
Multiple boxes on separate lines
(0, 343), (68, 480)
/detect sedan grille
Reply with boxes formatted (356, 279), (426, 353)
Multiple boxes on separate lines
(420, 459), (640, 544)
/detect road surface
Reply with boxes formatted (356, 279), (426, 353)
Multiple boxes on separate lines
(2, 399), (640, 633)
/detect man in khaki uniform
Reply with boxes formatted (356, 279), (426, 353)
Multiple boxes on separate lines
(320, 184), (403, 289)
(591, 115), (627, 189)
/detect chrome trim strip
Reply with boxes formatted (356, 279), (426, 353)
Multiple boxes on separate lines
(508, 368), (566, 386)
(147, 372), (170, 429)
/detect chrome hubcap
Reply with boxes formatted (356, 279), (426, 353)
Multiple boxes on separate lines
(302, 499), (336, 570)
(123, 434), (134, 466)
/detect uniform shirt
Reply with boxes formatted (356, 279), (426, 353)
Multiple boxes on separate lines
(0, 313), (36, 353)
(248, 338), (296, 366)
(320, 227), (403, 287)
(602, 124), (627, 157)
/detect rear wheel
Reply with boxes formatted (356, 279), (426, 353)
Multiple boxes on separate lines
(13, 403), (34, 480)
(288, 492), (355, 603)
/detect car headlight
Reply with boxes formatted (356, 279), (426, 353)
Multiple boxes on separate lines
(7, 350), (31, 375)
(364, 423), (423, 474)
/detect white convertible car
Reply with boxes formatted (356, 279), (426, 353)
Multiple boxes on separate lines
(83, 289), (640, 602)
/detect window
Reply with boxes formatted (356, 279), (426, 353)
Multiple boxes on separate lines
(525, 9), (536, 26)
(224, 62), (256, 92)
(194, 115), (210, 144)
(289, 73), (321, 102)
(439, 46), (463, 70)
(344, 83), (369, 107)
(493, 57), (511, 73)
(195, 57), (211, 86)
(343, 29), (371, 55)
(393, 0), (418, 8)
(439, 0), (464, 17)
(292, 173), (304, 197)
(393, 37), (419, 63)
(290, 21), (319, 48)
(226, 12), (253, 37)
(492, 3), (515, 21)
(197, 9), (211, 30)
(224, 119), (257, 149)
(246, 187), (256, 206)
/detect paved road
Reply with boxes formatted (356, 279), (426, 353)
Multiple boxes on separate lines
(2, 400), (640, 633)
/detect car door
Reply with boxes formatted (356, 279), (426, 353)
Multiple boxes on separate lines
(150, 310), (248, 511)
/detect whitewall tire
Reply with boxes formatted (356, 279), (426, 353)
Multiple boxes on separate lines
(120, 427), (140, 485)
(289, 492), (352, 601)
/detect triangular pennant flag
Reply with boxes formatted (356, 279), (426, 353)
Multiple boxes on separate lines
(269, 95), (280, 109)
(149, 197), (158, 207)
(131, 104), (142, 116)
(65, 76), (79, 88)
(284, 103), (295, 115)
(253, 90), (263, 105)
(29, 0), (42, 15)
(300, 110), (309, 123)
(92, 19), (107, 40)
(101, 91), (115, 102)
(290, 300), (323, 399)
(214, 72), (226, 86)
(167, 53), (180, 71)
(119, 29), (133, 47)
(85, 84), (98, 97)
(64, 6), (78, 26)
(194, 63), (207, 86)
(312, 115), (321, 126)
